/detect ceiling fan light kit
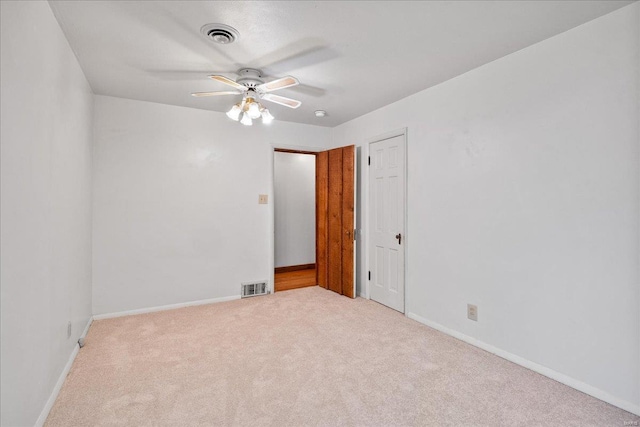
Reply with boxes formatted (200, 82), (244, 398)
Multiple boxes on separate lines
(225, 97), (274, 126)
(191, 68), (302, 126)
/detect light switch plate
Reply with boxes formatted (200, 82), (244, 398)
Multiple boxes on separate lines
(258, 194), (268, 204)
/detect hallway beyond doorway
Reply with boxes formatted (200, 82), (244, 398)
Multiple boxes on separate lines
(274, 268), (316, 292)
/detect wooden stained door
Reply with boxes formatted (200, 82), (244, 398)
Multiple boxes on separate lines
(316, 151), (329, 292)
(316, 145), (356, 298)
(341, 146), (355, 298)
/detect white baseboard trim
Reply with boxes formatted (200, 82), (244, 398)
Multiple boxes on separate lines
(93, 294), (241, 320)
(80, 316), (92, 339)
(407, 312), (640, 417)
(35, 316), (93, 427)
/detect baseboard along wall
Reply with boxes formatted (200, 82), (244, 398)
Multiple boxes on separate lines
(37, 294), (241, 425)
(274, 263), (316, 274)
(407, 312), (640, 417)
(93, 294), (241, 320)
(32, 297), (639, 426)
(35, 317), (93, 427)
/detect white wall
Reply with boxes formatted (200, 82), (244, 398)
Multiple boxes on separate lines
(332, 3), (640, 413)
(0, 1), (94, 425)
(274, 152), (316, 268)
(92, 96), (330, 315)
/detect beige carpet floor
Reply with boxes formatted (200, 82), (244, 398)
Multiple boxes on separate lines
(46, 286), (638, 426)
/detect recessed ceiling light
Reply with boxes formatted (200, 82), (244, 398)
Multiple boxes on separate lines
(200, 24), (239, 45)
(315, 110), (327, 118)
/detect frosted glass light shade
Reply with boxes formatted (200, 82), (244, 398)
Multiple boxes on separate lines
(247, 102), (262, 119)
(261, 109), (274, 124)
(240, 112), (252, 126)
(226, 104), (241, 121)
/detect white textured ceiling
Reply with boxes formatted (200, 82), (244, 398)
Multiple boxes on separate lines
(49, 1), (633, 127)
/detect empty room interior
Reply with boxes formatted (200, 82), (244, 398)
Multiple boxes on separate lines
(1, 1), (640, 426)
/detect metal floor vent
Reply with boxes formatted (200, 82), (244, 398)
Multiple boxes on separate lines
(241, 281), (268, 298)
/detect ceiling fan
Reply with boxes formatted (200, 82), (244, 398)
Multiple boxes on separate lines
(191, 68), (302, 125)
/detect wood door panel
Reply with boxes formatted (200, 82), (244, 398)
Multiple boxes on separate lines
(341, 145), (355, 298)
(316, 145), (355, 298)
(316, 151), (329, 289)
(327, 148), (343, 294)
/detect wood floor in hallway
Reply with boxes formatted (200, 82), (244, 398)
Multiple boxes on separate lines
(274, 268), (316, 292)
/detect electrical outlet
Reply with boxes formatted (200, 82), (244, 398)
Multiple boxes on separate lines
(467, 304), (478, 321)
(67, 321), (72, 338)
(258, 194), (268, 204)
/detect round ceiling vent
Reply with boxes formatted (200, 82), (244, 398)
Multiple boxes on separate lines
(200, 23), (239, 44)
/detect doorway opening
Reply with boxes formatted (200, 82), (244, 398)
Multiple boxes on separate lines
(274, 149), (317, 292)
(271, 145), (356, 296)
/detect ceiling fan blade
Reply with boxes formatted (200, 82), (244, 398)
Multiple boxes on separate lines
(191, 91), (241, 97)
(288, 83), (326, 97)
(209, 75), (247, 91)
(254, 42), (339, 75)
(261, 93), (302, 109)
(257, 76), (299, 93)
(144, 69), (236, 81)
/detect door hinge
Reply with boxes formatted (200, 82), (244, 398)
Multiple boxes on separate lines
(354, 229), (356, 241)
(368, 156), (370, 165)
(368, 271), (371, 281)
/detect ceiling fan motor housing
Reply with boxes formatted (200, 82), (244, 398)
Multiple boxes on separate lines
(235, 68), (265, 89)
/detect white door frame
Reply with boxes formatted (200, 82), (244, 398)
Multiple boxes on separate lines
(363, 128), (408, 314)
(268, 143), (325, 294)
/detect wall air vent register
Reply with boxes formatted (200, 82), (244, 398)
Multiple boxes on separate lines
(241, 281), (268, 298)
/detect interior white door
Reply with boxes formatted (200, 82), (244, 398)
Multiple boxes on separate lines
(369, 135), (405, 312)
